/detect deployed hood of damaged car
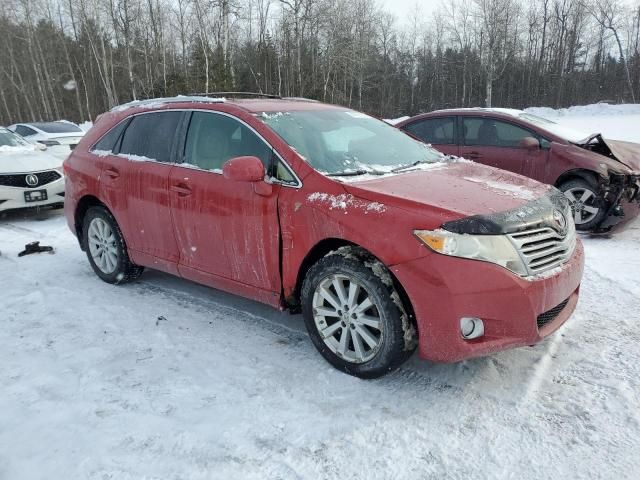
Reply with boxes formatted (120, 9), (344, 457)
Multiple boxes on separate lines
(342, 161), (552, 220)
(597, 138), (640, 172)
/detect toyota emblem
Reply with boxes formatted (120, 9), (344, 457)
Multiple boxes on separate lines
(25, 174), (39, 187)
(553, 209), (567, 233)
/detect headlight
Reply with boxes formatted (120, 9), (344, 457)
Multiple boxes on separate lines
(414, 229), (527, 276)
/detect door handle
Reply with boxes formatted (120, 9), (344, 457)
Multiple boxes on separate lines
(170, 184), (192, 197)
(104, 168), (120, 179)
(466, 151), (482, 159)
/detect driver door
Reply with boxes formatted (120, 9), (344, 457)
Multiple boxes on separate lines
(169, 111), (282, 303)
(459, 117), (548, 178)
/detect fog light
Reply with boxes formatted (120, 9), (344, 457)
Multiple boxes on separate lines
(460, 317), (484, 340)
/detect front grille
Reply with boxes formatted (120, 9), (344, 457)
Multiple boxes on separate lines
(0, 170), (62, 188)
(537, 298), (570, 329)
(508, 221), (576, 275)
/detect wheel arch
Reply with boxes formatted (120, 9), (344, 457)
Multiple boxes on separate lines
(289, 238), (417, 334)
(554, 169), (602, 189)
(74, 195), (108, 249)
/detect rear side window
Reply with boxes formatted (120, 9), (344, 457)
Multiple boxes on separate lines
(15, 125), (37, 137)
(92, 120), (129, 152)
(463, 117), (536, 147)
(119, 111), (182, 162)
(404, 117), (455, 145)
(183, 112), (271, 171)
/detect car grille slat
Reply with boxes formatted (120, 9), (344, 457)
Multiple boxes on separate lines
(0, 171), (61, 188)
(508, 219), (576, 276)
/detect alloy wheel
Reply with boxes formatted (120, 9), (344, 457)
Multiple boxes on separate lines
(87, 217), (119, 274)
(312, 274), (383, 364)
(563, 187), (601, 225)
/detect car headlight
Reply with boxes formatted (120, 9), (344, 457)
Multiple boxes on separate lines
(414, 229), (527, 276)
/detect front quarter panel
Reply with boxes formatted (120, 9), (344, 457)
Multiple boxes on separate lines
(278, 171), (438, 301)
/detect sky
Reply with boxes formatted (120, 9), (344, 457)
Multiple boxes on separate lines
(377, 0), (440, 23)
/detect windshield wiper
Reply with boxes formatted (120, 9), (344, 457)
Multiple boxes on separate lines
(390, 159), (432, 173)
(327, 169), (385, 177)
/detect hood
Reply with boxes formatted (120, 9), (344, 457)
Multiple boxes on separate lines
(0, 147), (63, 173)
(342, 160), (551, 220)
(600, 138), (640, 172)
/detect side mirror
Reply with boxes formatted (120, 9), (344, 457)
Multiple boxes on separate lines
(519, 137), (540, 150)
(35, 142), (48, 151)
(222, 156), (265, 182)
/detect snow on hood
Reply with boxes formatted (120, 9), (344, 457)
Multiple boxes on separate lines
(0, 147), (63, 173)
(341, 161), (550, 219)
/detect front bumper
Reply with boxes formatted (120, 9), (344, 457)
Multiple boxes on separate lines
(0, 179), (65, 212)
(391, 241), (584, 363)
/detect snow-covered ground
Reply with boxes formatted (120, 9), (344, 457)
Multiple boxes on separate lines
(1, 107), (639, 479)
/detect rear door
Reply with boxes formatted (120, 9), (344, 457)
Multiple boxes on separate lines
(459, 116), (548, 176)
(401, 116), (459, 156)
(169, 110), (282, 297)
(99, 111), (183, 272)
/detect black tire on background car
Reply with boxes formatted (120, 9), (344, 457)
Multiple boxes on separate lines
(301, 247), (417, 378)
(559, 178), (607, 231)
(82, 205), (144, 284)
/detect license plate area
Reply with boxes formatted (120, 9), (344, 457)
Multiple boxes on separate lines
(24, 189), (48, 202)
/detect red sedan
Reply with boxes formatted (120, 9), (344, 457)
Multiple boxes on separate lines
(396, 108), (640, 233)
(64, 96), (584, 378)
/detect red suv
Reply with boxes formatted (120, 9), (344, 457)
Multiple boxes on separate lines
(396, 108), (640, 233)
(64, 96), (584, 378)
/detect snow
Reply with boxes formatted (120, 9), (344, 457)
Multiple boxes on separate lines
(307, 192), (386, 213)
(463, 176), (540, 201)
(1, 107), (639, 479)
(525, 103), (640, 143)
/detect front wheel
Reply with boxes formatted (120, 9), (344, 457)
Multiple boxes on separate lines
(301, 248), (416, 378)
(559, 179), (606, 231)
(82, 206), (144, 284)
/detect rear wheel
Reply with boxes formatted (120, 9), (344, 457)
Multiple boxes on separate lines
(301, 248), (416, 378)
(82, 206), (144, 284)
(559, 179), (606, 231)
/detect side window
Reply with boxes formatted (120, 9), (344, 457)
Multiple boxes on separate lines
(404, 117), (455, 145)
(92, 119), (129, 152)
(16, 125), (37, 137)
(463, 117), (535, 147)
(119, 111), (182, 162)
(183, 112), (271, 172)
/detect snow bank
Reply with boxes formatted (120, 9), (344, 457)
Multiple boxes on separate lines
(526, 103), (640, 118)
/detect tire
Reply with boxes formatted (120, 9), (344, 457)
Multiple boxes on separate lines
(559, 178), (606, 232)
(82, 205), (144, 284)
(301, 247), (416, 379)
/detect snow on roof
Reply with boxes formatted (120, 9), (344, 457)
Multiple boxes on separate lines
(110, 95), (226, 112)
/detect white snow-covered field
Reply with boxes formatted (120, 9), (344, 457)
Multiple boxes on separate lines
(1, 106), (639, 480)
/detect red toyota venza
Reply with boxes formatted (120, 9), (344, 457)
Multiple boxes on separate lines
(64, 96), (584, 378)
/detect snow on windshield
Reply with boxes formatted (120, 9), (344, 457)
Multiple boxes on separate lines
(259, 110), (442, 175)
(0, 128), (34, 152)
(518, 112), (590, 143)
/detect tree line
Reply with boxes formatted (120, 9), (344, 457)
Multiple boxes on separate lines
(1, 0), (639, 125)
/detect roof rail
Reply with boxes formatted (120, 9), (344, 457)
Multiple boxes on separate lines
(110, 95), (225, 112)
(191, 91), (282, 99)
(282, 96), (320, 103)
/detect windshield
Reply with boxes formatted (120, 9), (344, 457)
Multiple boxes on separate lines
(518, 113), (590, 143)
(0, 128), (32, 148)
(32, 122), (83, 134)
(259, 110), (442, 175)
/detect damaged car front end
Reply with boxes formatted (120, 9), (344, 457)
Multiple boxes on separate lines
(572, 134), (640, 233)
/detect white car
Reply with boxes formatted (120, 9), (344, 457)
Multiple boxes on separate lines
(0, 127), (65, 212)
(8, 121), (85, 148)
